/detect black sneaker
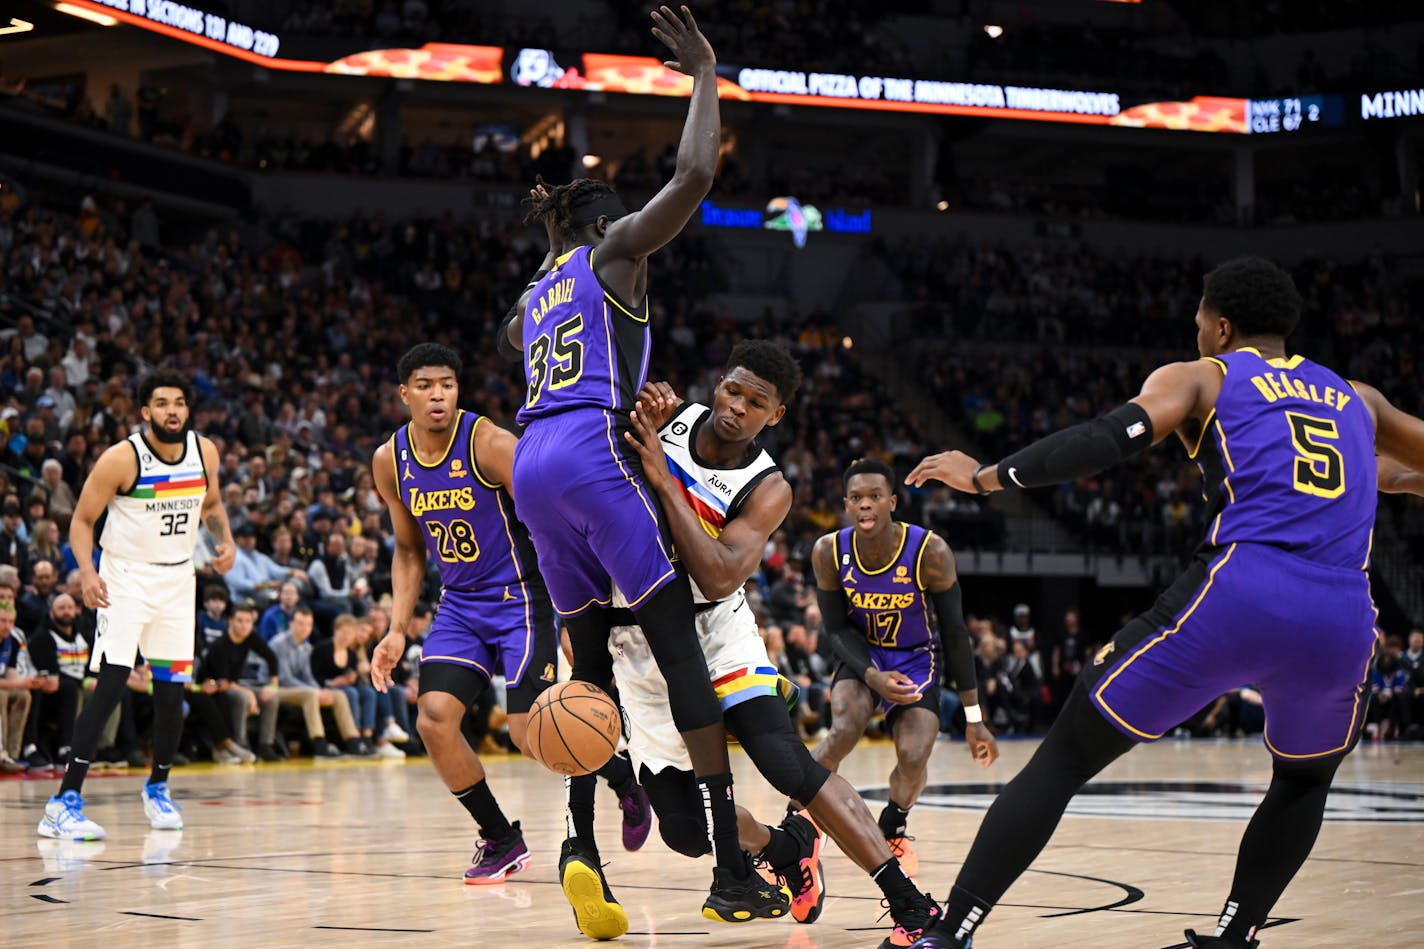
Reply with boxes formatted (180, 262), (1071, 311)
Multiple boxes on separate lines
(25, 748), (52, 771)
(879, 891), (944, 948)
(345, 738), (376, 757)
(313, 739), (344, 758)
(1186, 930), (1259, 948)
(256, 743), (283, 762)
(559, 837), (628, 939)
(702, 863), (791, 923)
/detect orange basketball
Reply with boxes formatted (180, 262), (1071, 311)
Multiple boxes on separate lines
(525, 681), (621, 776)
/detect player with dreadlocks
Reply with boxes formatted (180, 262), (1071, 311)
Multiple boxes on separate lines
(497, 5), (792, 926)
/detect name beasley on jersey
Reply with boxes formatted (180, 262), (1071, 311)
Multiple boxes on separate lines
(530, 277), (576, 326)
(408, 487), (476, 517)
(848, 591), (916, 610)
(1249, 371), (1353, 411)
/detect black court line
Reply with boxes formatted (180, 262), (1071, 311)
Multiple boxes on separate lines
(1053, 840), (1424, 870)
(1156, 917), (1298, 948)
(29, 877), (60, 886)
(121, 911), (203, 921)
(30, 894), (67, 904)
(1030, 868), (1144, 918)
(313, 926), (436, 933)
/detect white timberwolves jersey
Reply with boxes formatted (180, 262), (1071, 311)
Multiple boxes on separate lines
(656, 402), (779, 603)
(102, 430), (207, 564)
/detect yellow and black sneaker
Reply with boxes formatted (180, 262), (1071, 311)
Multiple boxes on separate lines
(559, 837), (628, 940)
(1185, 930), (1259, 949)
(702, 864), (792, 923)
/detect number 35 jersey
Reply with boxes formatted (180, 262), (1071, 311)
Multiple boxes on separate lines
(517, 244), (650, 426)
(1192, 347), (1376, 569)
(390, 410), (535, 594)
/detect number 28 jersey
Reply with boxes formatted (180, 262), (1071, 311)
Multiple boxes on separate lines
(102, 430), (206, 565)
(389, 410), (534, 594)
(1192, 347), (1376, 569)
(516, 245), (651, 426)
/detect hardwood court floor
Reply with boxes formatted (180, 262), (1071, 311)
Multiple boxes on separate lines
(3, 737), (1422, 948)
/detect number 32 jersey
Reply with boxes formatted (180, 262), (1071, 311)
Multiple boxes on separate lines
(390, 410), (535, 594)
(103, 430), (207, 564)
(517, 244), (650, 425)
(1192, 347), (1376, 569)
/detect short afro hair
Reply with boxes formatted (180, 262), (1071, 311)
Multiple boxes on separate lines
(397, 343), (462, 385)
(843, 457), (897, 493)
(724, 340), (803, 404)
(1201, 257), (1302, 338)
(136, 370), (193, 407)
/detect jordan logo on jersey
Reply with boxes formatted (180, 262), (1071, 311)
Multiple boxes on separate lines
(403, 464), (414, 481)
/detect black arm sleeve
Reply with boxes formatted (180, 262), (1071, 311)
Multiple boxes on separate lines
(929, 583), (977, 694)
(818, 586), (871, 678)
(996, 402), (1154, 490)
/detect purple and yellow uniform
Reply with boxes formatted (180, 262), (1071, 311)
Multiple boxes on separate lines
(390, 409), (555, 711)
(1085, 348), (1379, 759)
(832, 522), (941, 727)
(512, 245), (675, 616)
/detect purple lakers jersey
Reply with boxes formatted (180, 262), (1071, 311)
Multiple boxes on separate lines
(1191, 348), (1376, 569)
(517, 245), (651, 426)
(390, 410), (532, 592)
(836, 523), (938, 651)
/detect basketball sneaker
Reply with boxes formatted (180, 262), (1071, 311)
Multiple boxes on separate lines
(879, 891), (943, 948)
(904, 924), (967, 948)
(886, 835), (919, 876)
(773, 813), (825, 924)
(617, 782), (652, 852)
(142, 782), (184, 830)
(701, 862), (792, 923)
(1185, 930), (1259, 948)
(464, 821), (530, 885)
(38, 790), (106, 840)
(559, 837), (628, 939)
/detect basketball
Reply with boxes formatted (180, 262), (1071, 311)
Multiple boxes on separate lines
(525, 681), (622, 776)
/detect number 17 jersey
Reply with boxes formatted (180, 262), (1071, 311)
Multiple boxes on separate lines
(389, 410), (533, 594)
(1193, 347), (1376, 569)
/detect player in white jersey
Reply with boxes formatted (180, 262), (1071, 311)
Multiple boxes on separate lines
(556, 343), (942, 948)
(39, 371), (235, 841)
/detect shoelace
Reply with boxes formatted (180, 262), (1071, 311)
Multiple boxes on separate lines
(878, 894), (940, 935)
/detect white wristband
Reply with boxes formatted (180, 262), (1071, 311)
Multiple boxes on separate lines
(964, 704), (983, 724)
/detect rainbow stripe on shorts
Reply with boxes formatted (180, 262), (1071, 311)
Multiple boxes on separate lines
(712, 664), (799, 711)
(149, 658), (194, 683)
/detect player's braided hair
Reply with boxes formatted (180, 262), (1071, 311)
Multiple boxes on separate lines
(522, 177), (622, 242)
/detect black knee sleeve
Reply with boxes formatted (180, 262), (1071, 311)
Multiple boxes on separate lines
(726, 696), (832, 803)
(632, 575), (721, 732)
(639, 764), (712, 857)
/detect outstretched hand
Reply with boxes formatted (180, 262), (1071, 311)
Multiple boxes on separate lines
(651, 5), (715, 76)
(906, 450), (983, 493)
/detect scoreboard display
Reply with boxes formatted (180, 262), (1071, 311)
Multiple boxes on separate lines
(1245, 95), (1345, 134)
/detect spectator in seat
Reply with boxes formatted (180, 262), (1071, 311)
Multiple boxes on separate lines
(25, 594), (89, 765)
(0, 603), (33, 771)
(260, 581), (302, 642)
(258, 605), (353, 759)
(309, 614), (376, 756)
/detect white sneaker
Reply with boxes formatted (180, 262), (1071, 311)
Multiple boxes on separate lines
(382, 722), (410, 743)
(213, 745), (243, 765)
(38, 791), (107, 840)
(141, 782), (184, 830)
(375, 741), (406, 759)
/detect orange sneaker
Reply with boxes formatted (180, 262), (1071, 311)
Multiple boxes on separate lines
(779, 814), (825, 924)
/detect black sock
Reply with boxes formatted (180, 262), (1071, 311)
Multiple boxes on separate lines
(699, 772), (748, 879)
(454, 779), (512, 840)
(879, 800), (911, 838)
(1208, 901), (1258, 947)
(148, 680), (185, 786)
(757, 825), (800, 871)
(871, 856), (920, 905)
(598, 751), (636, 798)
(940, 884), (993, 942)
(565, 773), (598, 854)
(60, 662), (132, 795)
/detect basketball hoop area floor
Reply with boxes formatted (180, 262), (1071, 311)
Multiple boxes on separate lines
(3, 738), (1421, 948)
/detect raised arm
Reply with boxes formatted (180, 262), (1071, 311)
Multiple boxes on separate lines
(918, 533), (998, 767)
(70, 443), (136, 610)
(369, 441), (429, 691)
(907, 359), (1210, 493)
(1352, 381), (1424, 496)
(596, 6), (719, 268)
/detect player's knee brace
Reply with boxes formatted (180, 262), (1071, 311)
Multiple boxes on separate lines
(658, 816), (712, 858)
(728, 699), (832, 803)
